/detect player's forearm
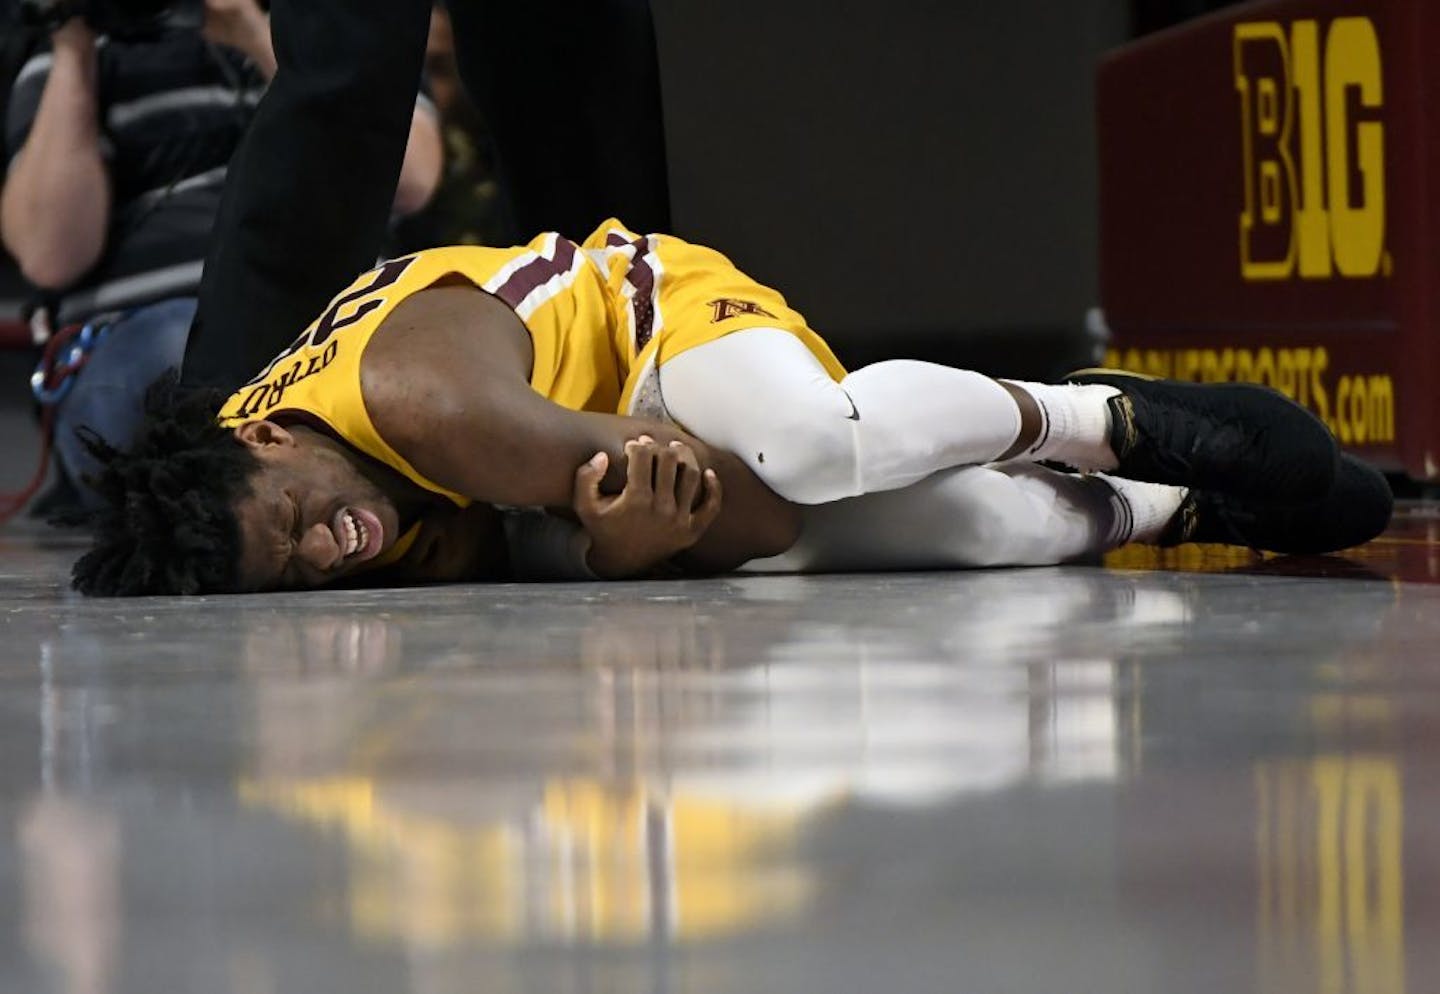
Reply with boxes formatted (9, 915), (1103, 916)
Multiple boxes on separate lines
(426, 398), (619, 509)
(371, 291), (797, 564)
(675, 447), (800, 572)
(574, 414), (801, 569)
(0, 30), (109, 288)
(430, 397), (798, 569)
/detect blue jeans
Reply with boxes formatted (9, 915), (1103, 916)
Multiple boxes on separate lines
(53, 296), (197, 507)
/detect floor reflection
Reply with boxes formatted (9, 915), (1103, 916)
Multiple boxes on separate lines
(1254, 756), (1405, 994)
(227, 571), (1173, 949)
(239, 774), (820, 946)
(1107, 501), (1437, 584)
(20, 796), (119, 994)
(5, 559), (1428, 994)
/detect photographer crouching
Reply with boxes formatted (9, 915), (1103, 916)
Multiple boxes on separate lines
(0, 0), (441, 514)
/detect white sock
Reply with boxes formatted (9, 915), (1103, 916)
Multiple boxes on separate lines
(1095, 474), (1188, 546)
(1002, 381), (1121, 470)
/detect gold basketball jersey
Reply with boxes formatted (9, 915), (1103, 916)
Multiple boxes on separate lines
(217, 219), (847, 564)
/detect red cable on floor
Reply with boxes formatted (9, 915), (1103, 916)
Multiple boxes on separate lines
(0, 407), (55, 528)
(0, 323), (89, 528)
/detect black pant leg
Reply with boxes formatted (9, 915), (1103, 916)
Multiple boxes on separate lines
(445, 0), (671, 240)
(182, 0), (431, 389)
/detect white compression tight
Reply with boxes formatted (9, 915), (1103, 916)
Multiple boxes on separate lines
(658, 328), (1181, 569)
(659, 328), (1024, 504)
(749, 464), (1124, 572)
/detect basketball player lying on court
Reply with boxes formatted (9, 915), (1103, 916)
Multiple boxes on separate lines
(72, 220), (1392, 595)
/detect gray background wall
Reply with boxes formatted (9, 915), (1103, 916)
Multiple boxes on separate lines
(653, 0), (1132, 374)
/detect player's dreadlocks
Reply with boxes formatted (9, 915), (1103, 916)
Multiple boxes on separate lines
(71, 373), (260, 596)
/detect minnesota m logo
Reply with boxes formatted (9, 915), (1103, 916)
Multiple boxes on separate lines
(708, 298), (777, 323)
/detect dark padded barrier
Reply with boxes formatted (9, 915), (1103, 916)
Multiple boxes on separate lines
(1099, 0), (1430, 477)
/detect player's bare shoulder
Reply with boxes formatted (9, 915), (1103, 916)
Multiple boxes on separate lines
(362, 284), (533, 419)
(360, 282), (538, 470)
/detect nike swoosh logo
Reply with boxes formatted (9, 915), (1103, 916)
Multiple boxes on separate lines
(842, 391), (861, 421)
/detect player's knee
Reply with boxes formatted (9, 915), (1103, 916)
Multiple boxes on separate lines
(752, 416), (860, 505)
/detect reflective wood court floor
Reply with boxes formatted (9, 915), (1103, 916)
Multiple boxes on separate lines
(0, 506), (1437, 994)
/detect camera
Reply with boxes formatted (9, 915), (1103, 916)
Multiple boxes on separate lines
(17, 0), (205, 41)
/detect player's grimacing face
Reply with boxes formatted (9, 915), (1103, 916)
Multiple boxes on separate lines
(232, 428), (402, 591)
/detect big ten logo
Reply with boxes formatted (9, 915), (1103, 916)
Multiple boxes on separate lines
(1235, 18), (1389, 282)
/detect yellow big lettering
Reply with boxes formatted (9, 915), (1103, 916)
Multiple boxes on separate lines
(1326, 18), (1386, 277)
(1292, 21), (1332, 278)
(1236, 23), (1297, 280)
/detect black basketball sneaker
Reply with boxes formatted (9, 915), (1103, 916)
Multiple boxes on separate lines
(1065, 369), (1339, 502)
(1158, 452), (1392, 554)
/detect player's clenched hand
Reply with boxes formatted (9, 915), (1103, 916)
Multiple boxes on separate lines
(573, 435), (723, 578)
